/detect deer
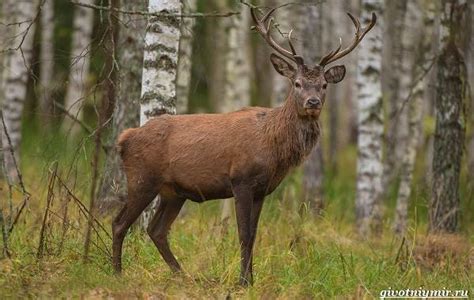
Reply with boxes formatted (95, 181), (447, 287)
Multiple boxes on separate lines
(112, 6), (376, 286)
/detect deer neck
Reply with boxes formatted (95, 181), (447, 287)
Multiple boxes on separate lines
(264, 89), (320, 169)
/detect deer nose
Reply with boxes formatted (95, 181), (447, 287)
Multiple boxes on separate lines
(306, 98), (321, 109)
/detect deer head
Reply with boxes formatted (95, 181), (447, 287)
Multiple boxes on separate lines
(251, 7), (376, 118)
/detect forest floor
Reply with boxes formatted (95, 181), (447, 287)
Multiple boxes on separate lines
(0, 133), (473, 298)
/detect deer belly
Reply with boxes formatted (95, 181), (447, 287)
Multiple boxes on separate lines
(171, 173), (234, 202)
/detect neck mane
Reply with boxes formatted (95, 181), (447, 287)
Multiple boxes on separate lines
(263, 89), (320, 170)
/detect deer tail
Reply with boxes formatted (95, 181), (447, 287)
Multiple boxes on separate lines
(117, 128), (137, 158)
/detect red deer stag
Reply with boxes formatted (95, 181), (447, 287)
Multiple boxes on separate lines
(113, 6), (376, 286)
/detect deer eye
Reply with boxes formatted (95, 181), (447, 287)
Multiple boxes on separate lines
(322, 83), (328, 89)
(294, 81), (302, 88)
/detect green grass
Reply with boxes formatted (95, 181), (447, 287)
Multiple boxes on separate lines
(0, 127), (473, 298)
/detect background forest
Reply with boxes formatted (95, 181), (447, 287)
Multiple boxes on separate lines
(0, 0), (473, 298)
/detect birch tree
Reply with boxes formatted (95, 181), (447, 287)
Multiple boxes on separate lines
(98, 0), (146, 213)
(429, 0), (467, 233)
(1, 0), (38, 182)
(355, 0), (384, 236)
(63, 0), (94, 135)
(139, 0), (181, 229)
(220, 4), (251, 223)
(393, 0), (425, 235)
(39, 0), (54, 126)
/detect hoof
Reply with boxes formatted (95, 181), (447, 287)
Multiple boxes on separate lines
(239, 277), (253, 287)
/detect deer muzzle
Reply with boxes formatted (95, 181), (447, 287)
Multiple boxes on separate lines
(305, 98), (322, 110)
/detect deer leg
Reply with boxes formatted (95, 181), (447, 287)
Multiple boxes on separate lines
(112, 186), (157, 274)
(233, 186), (254, 286)
(248, 196), (264, 280)
(147, 197), (185, 272)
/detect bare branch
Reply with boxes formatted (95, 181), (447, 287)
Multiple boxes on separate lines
(70, 0), (240, 18)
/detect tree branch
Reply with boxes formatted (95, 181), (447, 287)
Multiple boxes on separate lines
(70, 0), (240, 18)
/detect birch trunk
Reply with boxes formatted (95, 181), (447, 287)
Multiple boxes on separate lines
(139, 0), (181, 229)
(393, 0), (425, 235)
(429, 0), (467, 233)
(382, 0), (408, 196)
(301, 3), (324, 215)
(0, 0), (12, 106)
(97, 0), (146, 214)
(355, 0), (384, 236)
(220, 5), (251, 223)
(176, 0), (196, 114)
(1, 0), (38, 183)
(39, 0), (54, 126)
(63, 0), (94, 135)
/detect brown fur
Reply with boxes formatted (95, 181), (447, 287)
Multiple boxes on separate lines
(118, 93), (319, 202)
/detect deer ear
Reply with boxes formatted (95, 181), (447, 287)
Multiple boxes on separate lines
(324, 65), (346, 83)
(270, 53), (295, 78)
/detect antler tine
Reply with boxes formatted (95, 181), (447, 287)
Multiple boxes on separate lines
(288, 29), (297, 56)
(262, 6), (278, 23)
(319, 37), (342, 66)
(319, 12), (377, 66)
(347, 13), (361, 32)
(250, 6), (301, 64)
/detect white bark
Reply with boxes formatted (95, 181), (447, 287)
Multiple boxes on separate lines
(393, 0), (424, 235)
(139, 0), (181, 229)
(39, 0), (54, 125)
(176, 0), (196, 114)
(1, 0), (38, 182)
(220, 6), (251, 223)
(63, 0), (94, 135)
(355, 0), (384, 236)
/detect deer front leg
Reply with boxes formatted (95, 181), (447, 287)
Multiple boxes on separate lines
(248, 196), (264, 278)
(233, 185), (254, 286)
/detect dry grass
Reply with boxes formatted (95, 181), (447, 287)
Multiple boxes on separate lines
(414, 234), (473, 271)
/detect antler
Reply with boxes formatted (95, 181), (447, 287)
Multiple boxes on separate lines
(319, 12), (377, 66)
(250, 7), (304, 65)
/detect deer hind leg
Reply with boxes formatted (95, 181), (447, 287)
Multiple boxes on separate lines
(112, 180), (158, 274)
(147, 196), (185, 272)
